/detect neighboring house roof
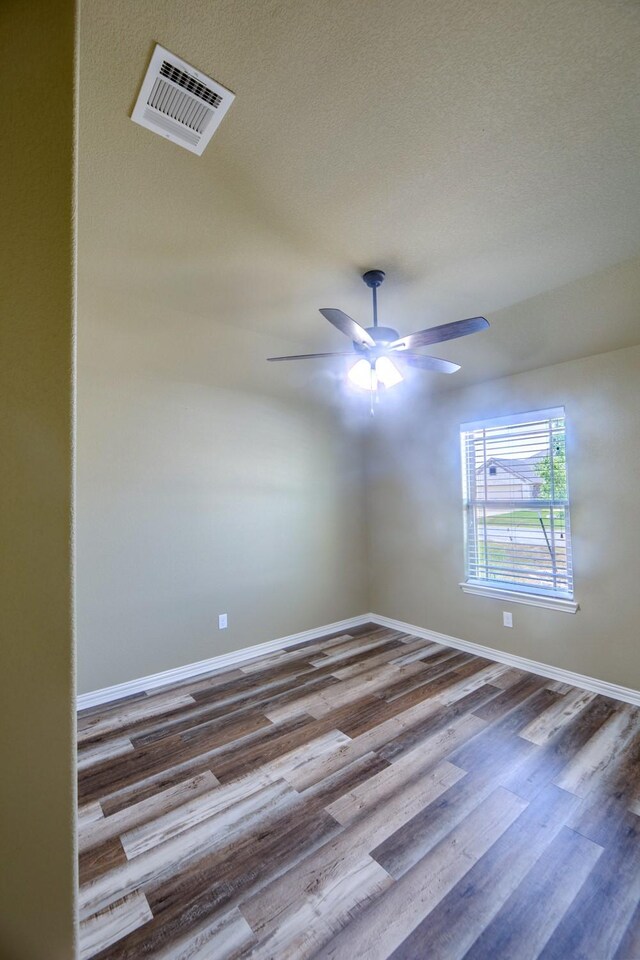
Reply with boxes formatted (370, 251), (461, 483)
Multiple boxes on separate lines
(476, 454), (544, 485)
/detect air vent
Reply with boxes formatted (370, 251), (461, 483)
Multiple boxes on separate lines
(131, 44), (235, 155)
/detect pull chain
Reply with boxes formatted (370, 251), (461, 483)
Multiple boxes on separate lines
(370, 363), (378, 416)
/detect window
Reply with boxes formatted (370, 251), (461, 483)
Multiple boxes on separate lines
(460, 407), (577, 612)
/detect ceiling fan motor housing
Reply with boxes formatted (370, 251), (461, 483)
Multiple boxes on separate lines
(354, 325), (400, 354)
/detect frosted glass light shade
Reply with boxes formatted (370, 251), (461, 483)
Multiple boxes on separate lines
(348, 358), (375, 390)
(375, 356), (403, 388)
(348, 356), (404, 390)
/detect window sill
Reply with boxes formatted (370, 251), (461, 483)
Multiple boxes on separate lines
(459, 581), (579, 614)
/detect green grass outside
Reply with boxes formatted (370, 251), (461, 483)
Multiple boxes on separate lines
(487, 508), (565, 530)
(475, 542), (509, 567)
(472, 509), (568, 589)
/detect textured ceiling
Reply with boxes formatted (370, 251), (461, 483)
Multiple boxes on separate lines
(78, 0), (640, 393)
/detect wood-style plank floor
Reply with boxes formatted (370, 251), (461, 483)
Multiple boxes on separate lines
(77, 624), (640, 959)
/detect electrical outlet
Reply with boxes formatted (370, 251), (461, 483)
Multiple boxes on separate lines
(218, 613), (228, 630)
(503, 611), (513, 628)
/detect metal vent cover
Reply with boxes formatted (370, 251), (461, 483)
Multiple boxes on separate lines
(131, 44), (235, 155)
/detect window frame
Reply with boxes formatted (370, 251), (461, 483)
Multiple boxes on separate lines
(459, 407), (578, 614)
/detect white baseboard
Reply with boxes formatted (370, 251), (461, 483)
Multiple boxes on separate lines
(77, 609), (640, 711)
(368, 613), (640, 707)
(76, 613), (371, 711)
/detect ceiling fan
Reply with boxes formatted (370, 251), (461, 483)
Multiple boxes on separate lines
(267, 270), (489, 396)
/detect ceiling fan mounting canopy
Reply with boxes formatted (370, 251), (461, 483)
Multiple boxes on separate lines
(362, 269), (386, 288)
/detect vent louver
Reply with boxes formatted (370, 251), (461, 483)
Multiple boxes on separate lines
(131, 44), (235, 155)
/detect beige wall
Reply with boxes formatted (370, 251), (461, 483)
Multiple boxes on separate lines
(367, 344), (640, 689)
(0, 1), (77, 958)
(75, 2), (371, 696)
(76, 318), (367, 694)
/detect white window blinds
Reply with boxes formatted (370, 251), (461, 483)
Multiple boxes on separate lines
(461, 408), (573, 599)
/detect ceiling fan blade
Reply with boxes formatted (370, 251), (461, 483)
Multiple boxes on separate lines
(267, 351), (358, 361)
(389, 316), (489, 351)
(319, 308), (376, 348)
(394, 352), (461, 374)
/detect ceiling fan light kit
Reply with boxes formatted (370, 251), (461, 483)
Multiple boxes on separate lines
(267, 270), (489, 411)
(347, 355), (403, 391)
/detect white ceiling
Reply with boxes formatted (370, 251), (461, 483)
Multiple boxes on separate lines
(78, 0), (640, 392)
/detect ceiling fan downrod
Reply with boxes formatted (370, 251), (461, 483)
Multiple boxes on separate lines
(362, 269), (385, 329)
